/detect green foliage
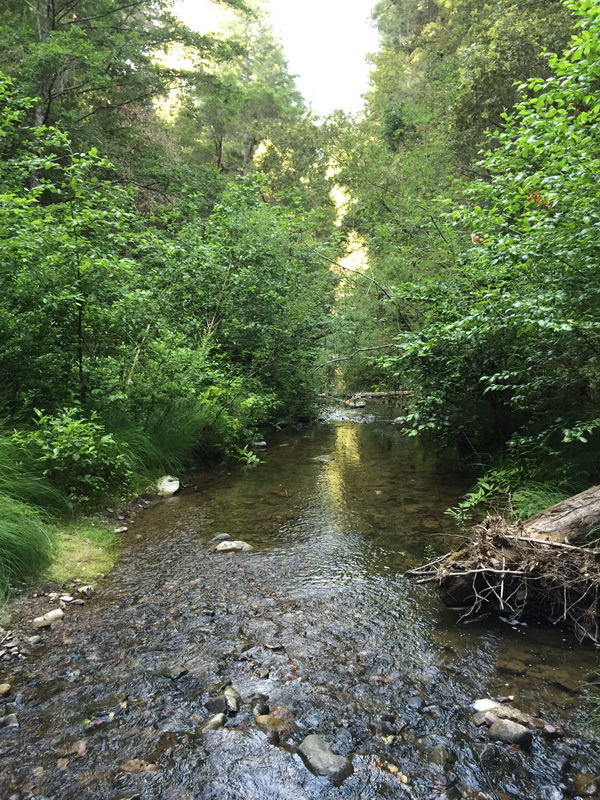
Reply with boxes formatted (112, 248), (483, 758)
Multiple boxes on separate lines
(511, 484), (572, 520)
(13, 409), (133, 506)
(0, 71), (336, 512)
(0, 495), (54, 597)
(423, 543), (438, 561)
(326, 0), (573, 391)
(386, 0), (600, 489)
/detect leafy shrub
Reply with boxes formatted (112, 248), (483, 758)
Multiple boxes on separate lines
(13, 409), (133, 506)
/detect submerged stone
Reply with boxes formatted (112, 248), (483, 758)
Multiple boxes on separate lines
(488, 719), (532, 748)
(298, 734), (353, 785)
(214, 540), (253, 552)
(571, 774), (598, 796)
(162, 665), (188, 680)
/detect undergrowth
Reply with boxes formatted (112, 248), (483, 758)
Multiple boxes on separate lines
(446, 457), (581, 531)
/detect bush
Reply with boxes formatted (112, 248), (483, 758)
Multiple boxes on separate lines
(13, 408), (133, 506)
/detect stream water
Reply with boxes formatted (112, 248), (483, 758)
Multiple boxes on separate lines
(0, 404), (598, 800)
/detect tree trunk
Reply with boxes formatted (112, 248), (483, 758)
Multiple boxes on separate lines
(522, 484), (600, 543)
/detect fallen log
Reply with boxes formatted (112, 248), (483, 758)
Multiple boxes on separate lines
(407, 485), (600, 645)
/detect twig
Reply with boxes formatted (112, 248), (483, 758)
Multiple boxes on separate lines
(504, 534), (600, 553)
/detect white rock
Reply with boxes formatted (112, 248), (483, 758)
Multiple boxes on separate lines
(59, 595), (74, 603)
(155, 475), (180, 497)
(113, 526), (128, 534)
(32, 608), (64, 629)
(214, 540), (253, 553)
(472, 699), (501, 712)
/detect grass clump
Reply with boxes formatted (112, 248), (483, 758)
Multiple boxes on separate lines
(46, 519), (120, 585)
(0, 495), (54, 597)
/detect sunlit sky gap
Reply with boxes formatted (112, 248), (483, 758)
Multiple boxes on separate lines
(174, 0), (380, 116)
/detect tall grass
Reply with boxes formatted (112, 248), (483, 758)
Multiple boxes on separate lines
(511, 482), (573, 519)
(107, 398), (241, 482)
(0, 434), (70, 516)
(0, 434), (68, 596)
(0, 396), (248, 595)
(0, 495), (54, 596)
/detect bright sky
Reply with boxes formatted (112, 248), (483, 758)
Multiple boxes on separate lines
(173, 0), (380, 116)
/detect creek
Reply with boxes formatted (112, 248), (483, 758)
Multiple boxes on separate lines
(0, 402), (598, 799)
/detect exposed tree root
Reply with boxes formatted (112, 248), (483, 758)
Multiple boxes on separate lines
(408, 493), (600, 645)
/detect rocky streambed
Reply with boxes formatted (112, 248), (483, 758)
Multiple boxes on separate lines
(0, 407), (598, 799)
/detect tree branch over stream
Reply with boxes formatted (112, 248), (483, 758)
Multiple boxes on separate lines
(310, 249), (413, 331)
(313, 345), (398, 371)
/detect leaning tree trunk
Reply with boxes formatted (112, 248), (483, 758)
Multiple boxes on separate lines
(408, 485), (600, 644)
(522, 484), (600, 542)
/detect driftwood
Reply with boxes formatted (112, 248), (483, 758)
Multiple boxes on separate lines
(408, 485), (600, 645)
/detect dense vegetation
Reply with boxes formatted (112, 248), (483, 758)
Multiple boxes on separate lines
(0, 0), (598, 591)
(332, 0), (600, 516)
(0, 0), (338, 591)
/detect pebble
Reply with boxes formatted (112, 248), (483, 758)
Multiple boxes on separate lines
(252, 700), (270, 716)
(472, 699), (500, 712)
(120, 759), (161, 773)
(32, 608), (64, 629)
(428, 745), (450, 768)
(114, 526), (128, 535)
(204, 695), (229, 715)
(0, 714), (19, 729)
(0, 684), (10, 696)
(256, 714), (287, 741)
(224, 686), (242, 712)
(59, 595), (74, 603)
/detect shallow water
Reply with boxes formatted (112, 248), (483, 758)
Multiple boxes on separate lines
(0, 405), (598, 799)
